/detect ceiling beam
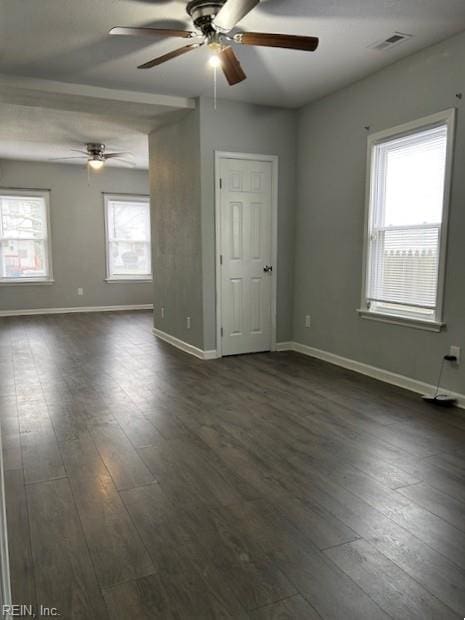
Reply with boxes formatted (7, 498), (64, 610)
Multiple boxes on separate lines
(0, 74), (195, 111)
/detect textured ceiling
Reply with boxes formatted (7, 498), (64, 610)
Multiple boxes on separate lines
(0, 74), (192, 169)
(1, 0), (464, 167)
(0, 103), (150, 168)
(0, 0), (465, 107)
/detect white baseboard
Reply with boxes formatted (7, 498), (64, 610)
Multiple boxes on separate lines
(152, 328), (218, 360)
(0, 304), (153, 317)
(276, 342), (294, 352)
(276, 341), (465, 409)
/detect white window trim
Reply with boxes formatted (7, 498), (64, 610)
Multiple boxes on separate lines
(103, 193), (152, 282)
(0, 188), (54, 285)
(359, 109), (456, 331)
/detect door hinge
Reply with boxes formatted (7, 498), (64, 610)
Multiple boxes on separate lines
(221, 327), (224, 337)
(219, 178), (223, 189)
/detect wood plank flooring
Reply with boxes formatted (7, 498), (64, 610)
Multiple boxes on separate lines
(1, 310), (465, 619)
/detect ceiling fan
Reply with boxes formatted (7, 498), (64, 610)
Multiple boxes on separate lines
(109, 0), (319, 86)
(50, 143), (135, 170)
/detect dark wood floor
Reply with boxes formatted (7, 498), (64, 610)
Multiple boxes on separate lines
(1, 311), (465, 619)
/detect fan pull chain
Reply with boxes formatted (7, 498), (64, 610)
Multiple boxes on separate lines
(213, 64), (218, 110)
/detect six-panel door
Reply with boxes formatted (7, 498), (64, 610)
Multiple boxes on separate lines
(220, 157), (273, 356)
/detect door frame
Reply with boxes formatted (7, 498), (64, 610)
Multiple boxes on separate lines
(215, 151), (278, 358)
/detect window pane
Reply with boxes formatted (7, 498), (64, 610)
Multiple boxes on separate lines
(370, 226), (440, 308)
(105, 197), (151, 279)
(0, 239), (48, 278)
(108, 201), (150, 241)
(109, 241), (151, 277)
(1, 196), (47, 239)
(377, 126), (448, 227)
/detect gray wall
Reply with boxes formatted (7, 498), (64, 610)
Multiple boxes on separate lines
(149, 110), (204, 349)
(199, 97), (298, 350)
(0, 159), (151, 311)
(149, 99), (297, 352)
(294, 30), (465, 393)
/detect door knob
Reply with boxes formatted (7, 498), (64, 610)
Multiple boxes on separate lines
(263, 265), (273, 273)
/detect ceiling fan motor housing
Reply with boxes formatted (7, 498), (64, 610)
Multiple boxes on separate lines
(186, 0), (226, 34)
(86, 143), (106, 159)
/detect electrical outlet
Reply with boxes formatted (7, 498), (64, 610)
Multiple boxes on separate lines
(77, 288), (83, 296)
(186, 316), (191, 330)
(305, 315), (311, 328)
(449, 345), (461, 364)
(161, 307), (165, 319)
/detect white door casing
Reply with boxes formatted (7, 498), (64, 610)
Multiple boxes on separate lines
(216, 154), (277, 356)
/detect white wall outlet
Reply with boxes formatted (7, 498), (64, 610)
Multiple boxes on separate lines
(77, 288), (84, 296)
(305, 315), (311, 328)
(449, 345), (461, 364)
(186, 316), (191, 330)
(161, 306), (165, 319)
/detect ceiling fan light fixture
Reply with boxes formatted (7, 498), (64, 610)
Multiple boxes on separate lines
(208, 53), (222, 68)
(88, 158), (105, 171)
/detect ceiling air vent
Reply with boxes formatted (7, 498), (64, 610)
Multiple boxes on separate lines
(369, 32), (413, 51)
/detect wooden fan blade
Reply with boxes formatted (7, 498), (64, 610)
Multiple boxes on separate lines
(213, 0), (259, 31)
(219, 46), (246, 86)
(234, 32), (319, 52)
(104, 153), (131, 160)
(138, 43), (201, 69)
(109, 26), (196, 39)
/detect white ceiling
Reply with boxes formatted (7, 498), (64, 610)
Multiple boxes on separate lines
(0, 75), (193, 169)
(0, 103), (151, 169)
(0, 1), (464, 168)
(0, 0), (465, 108)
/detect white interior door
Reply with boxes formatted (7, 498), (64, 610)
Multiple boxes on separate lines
(219, 156), (274, 356)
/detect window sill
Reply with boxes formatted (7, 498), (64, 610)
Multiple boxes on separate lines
(357, 309), (444, 332)
(105, 278), (153, 284)
(0, 279), (55, 286)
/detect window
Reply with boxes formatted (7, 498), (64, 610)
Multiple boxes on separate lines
(0, 190), (52, 284)
(104, 194), (152, 281)
(360, 110), (455, 329)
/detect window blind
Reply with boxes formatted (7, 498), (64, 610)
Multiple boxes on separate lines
(366, 123), (448, 320)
